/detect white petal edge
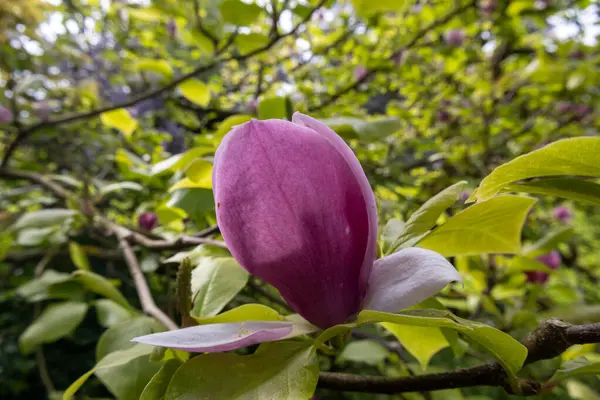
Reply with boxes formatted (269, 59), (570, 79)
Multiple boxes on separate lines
(131, 321), (293, 353)
(362, 247), (462, 313)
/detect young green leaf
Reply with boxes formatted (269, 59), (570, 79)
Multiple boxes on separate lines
(476, 137), (600, 201)
(100, 109), (138, 138)
(418, 195), (536, 256)
(178, 79), (211, 107)
(73, 270), (132, 310)
(505, 178), (600, 206)
(69, 242), (91, 270)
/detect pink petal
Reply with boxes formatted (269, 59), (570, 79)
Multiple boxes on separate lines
(363, 248), (462, 313)
(292, 113), (378, 298)
(214, 117), (375, 328)
(131, 321), (292, 353)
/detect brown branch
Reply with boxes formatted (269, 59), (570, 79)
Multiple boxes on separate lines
(117, 230), (178, 330)
(318, 319), (600, 395)
(0, 0), (328, 168)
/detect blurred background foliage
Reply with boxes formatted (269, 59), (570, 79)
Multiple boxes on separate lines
(0, 0), (598, 399)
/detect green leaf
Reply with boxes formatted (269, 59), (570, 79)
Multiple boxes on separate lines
(73, 270), (132, 310)
(150, 147), (213, 176)
(17, 270), (72, 302)
(167, 188), (214, 225)
(100, 182), (145, 197)
(550, 356), (600, 384)
(178, 79), (211, 107)
(13, 209), (78, 230)
(337, 340), (389, 366)
(504, 178), (600, 207)
(214, 115), (253, 144)
(97, 316), (165, 361)
(320, 117), (402, 140)
(140, 359), (182, 400)
(20, 301), (88, 354)
(190, 257), (249, 317)
(257, 96), (291, 120)
(96, 345), (162, 400)
(64, 344), (159, 400)
(184, 158), (213, 187)
(219, 0), (262, 26)
(475, 137), (600, 202)
(69, 242), (91, 271)
(164, 342), (318, 400)
(523, 226), (574, 257)
(387, 181), (467, 253)
(235, 33), (270, 53)
(100, 109), (138, 138)
(418, 195), (536, 256)
(351, 0), (406, 16)
(381, 323), (449, 369)
(358, 309), (527, 379)
(133, 59), (173, 80)
(95, 299), (135, 328)
(194, 304), (283, 324)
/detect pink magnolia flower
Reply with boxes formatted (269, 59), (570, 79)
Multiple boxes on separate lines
(138, 212), (158, 231)
(552, 206), (572, 223)
(527, 250), (561, 284)
(132, 113), (461, 351)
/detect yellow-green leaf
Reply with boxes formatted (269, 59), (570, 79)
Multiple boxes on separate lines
(69, 241), (91, 271)
(381, 323), (449, 369)
(100, 109), (138, 137)
(179, 79), (211, 107)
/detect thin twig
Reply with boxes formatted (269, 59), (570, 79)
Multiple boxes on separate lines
(117, 231), (178, 330)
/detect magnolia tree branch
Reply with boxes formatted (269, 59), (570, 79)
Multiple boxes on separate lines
(318, 319), (600, 395)
(0, 0), (328, 168)
(117, 231), (178, 330)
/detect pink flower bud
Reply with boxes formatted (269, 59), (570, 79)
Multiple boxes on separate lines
(445, 29), (466, 47)
(537, 250), (561, 270)
(480, 0), (497, 14)
(437, 109), (452, 123)
(552, 206), (572, 223)
(138, 212), (158, 230)
(526, 270), (549, 284)
(556, 102), (572, 113)
(569, 49), (585, 60)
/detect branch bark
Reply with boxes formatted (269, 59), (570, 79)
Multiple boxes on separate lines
(317, 319), (600, 395)
(117, 231), (178, 331)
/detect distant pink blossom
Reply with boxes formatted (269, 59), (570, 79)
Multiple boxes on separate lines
(552, 206), (572, 223)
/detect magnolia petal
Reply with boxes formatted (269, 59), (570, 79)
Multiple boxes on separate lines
(363, 248), (462, 313)
(214, 119), (372, 329)
(292, 112), (378, 292)
(131, 321), (292, 353)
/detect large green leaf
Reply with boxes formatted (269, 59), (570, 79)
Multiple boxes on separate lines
(190, 257), (249, 317)
(13, 209), (78, 230)
(194, 304), (283, 324)
(164, 342), (318, 400)
(418, 195), (536, 256)
(387, 181), (467, 253)
(96, 316), (165, 361)
(505, 178), (600, 206)
(63, 343), (159, 400)
(475, 137), (600, 201)
(140, 359), (182, 400)
(358, 309), (528, 380)
(133, 59), (173, 80)
(167, 188), (214, 225)
(20, 301), (88, 354)
(73, 270), (132, 310)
